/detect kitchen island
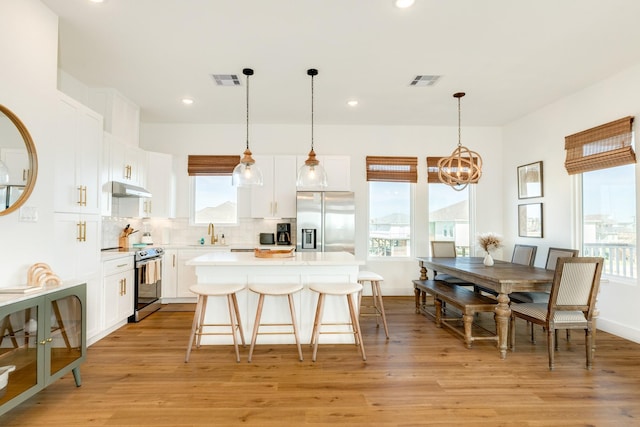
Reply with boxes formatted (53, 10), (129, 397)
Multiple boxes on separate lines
(186, 251), (364, 345)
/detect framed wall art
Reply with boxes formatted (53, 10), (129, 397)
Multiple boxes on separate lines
(517, 161), (543, 199)
(518, 203), (543, 238)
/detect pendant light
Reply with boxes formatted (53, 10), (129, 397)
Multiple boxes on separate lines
(297, 68), (328, 188)
(437, 92), (482, 191)
(232, 68), (263, 187)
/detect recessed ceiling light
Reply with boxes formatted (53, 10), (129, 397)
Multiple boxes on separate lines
(347, 100), (359, 107)
(394, 0), (415, 8)
(182, 98), (194, 105)
(89, 0), (106, 4)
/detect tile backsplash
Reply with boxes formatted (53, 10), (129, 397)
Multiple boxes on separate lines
(101, 216), (295, 249)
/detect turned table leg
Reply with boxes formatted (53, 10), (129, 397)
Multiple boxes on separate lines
(494, 292), (511, 359)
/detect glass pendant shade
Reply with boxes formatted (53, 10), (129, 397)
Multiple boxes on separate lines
(297, 149), (328, 187)
(0, 160), (9, 185)
(233, 67), (263, 187)
(297, 68), (328, 188)
(232, 148), (263, 187)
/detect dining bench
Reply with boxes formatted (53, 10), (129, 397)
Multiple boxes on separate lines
(413, 279), (498, 348)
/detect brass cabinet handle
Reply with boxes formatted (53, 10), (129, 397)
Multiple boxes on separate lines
(76, 222), (82, 241)
(82, 221), (87, 242)
(23, 169), (27, 181)
(172, 254), (176, 267)
(39, 337), (53, 345)
(76, 186), (87, 206)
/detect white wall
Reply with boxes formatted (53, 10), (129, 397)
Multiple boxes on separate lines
(140, 123), (503, 295)
(502, 62), (640, 342)
(0, 0), (60, 286)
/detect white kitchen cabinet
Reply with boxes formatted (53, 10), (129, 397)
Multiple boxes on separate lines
(161, 249), (178, 300)
(109, 134), (146, 187)
(250, 155), (297, 218)
(88, 88), (140, 146)
(100, 132), (112, 216)
(296, 155), (351, 191)
(145, 151), (175, 218)
(52, 213), (101, 342)
(102, 256), (135, 331)
(118, 151), (174, 218)
(176, 250), (201, 300)
(54, 93), (103, 214)
(0, 148), (29, 185)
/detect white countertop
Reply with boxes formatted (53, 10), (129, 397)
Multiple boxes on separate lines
(186, 251), (363, 266)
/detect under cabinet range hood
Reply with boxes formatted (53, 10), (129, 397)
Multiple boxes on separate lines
(112, 181), (152, 198)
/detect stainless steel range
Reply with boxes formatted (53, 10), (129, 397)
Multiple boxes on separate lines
(129, 247), (164, 322)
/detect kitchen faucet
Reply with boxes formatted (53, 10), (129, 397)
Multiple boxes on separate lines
(208, 223), (218, 245)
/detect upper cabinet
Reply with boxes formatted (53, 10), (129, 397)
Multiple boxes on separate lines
(144, 151), (175, 218)
(88, 88), (140, 146)
(116, 151), (175, 218)
(108, 134), (147, 187)
(250, 155), (297, 218)
(54, 93), (103, 214)
(296, 155), (351, 191)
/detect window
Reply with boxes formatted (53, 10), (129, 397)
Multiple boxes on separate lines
(581, 164), (636, 278)
(192, 176), (237, 225)
(565, 117), (637, 279)
(428, 184), (470, 256)
(366, 156), (417, 258)
(188, 155), (240, 225)
(369, 181), (412, 257)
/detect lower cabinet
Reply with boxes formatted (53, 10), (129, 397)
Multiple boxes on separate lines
(0, 283), (87, 416)
(176, 250), (200, 299)
(102, 257), (134, 331)
(161, 249), (178, 300)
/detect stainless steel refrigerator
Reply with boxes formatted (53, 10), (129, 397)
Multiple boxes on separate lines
(296, 191), (355, 254)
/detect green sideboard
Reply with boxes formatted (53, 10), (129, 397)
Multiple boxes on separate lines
(0, 283), (86, 416)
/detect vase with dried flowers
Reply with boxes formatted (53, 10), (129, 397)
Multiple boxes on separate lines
(477, 232), (503, 266)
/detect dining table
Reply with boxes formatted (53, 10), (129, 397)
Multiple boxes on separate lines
(416, 256), (555, 358)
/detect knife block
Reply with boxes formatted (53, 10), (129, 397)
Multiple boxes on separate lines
(118, 236), (129, 249)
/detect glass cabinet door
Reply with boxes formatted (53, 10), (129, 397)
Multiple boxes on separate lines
(0, 302), (40, 405)
(47, 294), (83, 378)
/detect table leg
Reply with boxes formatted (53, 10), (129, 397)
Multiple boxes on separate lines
(494, 292), (511, 359)
(419, 261), (427, 281)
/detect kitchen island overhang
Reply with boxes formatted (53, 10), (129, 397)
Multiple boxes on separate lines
(186, 251), (365, 345)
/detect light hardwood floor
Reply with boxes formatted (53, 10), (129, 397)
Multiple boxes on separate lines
(1, 297), (640, 426)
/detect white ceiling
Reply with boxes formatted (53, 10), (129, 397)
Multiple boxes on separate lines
(41, 0), (640, 127)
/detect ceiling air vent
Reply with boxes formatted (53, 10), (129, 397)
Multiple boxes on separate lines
(211, 74), (241, 86)
(410, 75), (441, 87)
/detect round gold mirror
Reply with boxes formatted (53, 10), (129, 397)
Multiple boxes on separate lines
(0, 104), (38, 216)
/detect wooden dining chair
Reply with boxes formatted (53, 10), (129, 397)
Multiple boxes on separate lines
(509, 257), (604, 370)
(475, 244), (538, 297)
(511, 244), (537, 266)
(430, 241), (472, 286)
(510, 247), (580, 342)
(510, 248), (579, 304)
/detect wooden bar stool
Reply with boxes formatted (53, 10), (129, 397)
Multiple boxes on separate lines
(248, 283), (304, 362)
(185, 283), (245, 363)
(309, 282), (366, 362)
(357, 271), (390, 339)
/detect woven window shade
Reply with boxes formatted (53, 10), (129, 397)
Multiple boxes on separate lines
(187, 155), (240, 176)
(564, 116), (636, 175)
(426, 156), (480, 184)
(366, 156), (417, 183)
